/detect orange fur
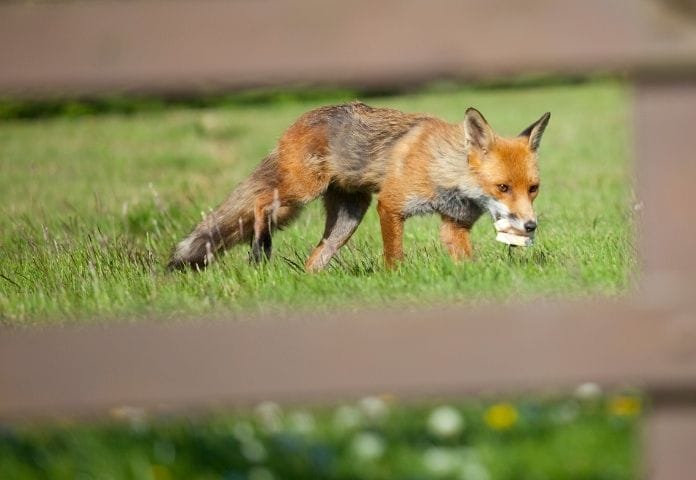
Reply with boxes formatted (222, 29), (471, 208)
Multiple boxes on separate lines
(440, 216), (473, 261)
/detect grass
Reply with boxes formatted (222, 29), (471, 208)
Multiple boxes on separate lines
(0, 393), (641, 480)
(0, 79), (635, 325)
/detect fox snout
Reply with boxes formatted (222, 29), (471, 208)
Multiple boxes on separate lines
(506, 213), (537, 236)
(486, 197), (539, 237)
(491, 206), (537, 237)
(524, 220), (537, 233)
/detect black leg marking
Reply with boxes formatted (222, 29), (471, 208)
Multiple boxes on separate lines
(250, 229), (272, 263)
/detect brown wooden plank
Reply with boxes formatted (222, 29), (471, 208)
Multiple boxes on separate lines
(634, 80), (696, 305)
(1, 0), (696, 97)
(646, 403), (696, 480)
(1, 300), (695, 419)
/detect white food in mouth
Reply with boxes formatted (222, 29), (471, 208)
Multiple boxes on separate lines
(496, 231), (533, 247)
(494, 218), (512, 232)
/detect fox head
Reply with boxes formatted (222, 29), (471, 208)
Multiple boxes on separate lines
(464, 108), (550, 237)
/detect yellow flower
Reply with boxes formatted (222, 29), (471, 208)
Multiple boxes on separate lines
(609, 395), (641, 417)
(151, 465), (171, 480)
(484, 403), (519, 430)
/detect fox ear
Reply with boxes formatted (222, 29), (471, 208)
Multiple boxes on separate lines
(519, 112), (551, 152)
(464, 108), (495, 152)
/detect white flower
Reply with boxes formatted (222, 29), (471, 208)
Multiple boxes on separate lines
(351, 432), (386, 461)
(459, 461), (490, 480)
(287, 410), (316, 435)
(232, 421), (255, 442)
(248, 467), (274, 480)
(575, 382), (602, 400)
(255, 401), (283, 433)
(333, 405), (363, 431)
(241, 439), (267, 463)
(428, 406), (464, 438)
(423, 447), (460, 476)
(359, 396), (389, 421)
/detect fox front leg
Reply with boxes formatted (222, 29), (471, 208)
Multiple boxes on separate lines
(440, 215), (473, 261)
(377, 199), (404, 269)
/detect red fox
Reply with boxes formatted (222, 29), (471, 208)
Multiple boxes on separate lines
(169, 103), (550, 271)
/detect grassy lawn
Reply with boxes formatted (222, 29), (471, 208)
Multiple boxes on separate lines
(0, 79), (635, 325)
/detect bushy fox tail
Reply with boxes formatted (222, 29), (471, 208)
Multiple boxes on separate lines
(168, 155), (279, 270)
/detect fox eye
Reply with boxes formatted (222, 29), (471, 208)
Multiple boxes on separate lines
(497, 184), (509, 193)
(529, 185), (539, 194)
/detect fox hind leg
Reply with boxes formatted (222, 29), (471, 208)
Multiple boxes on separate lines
(250, 197), (273, 263)
(305, 186), (371, 273)
(250, 193), (302, 264)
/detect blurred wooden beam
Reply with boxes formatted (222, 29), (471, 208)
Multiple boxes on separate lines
(1, 299), (695, 419)
(1, 0), (696, 97)
(634, 79), (696, 307)
(647, 402), (696, 480)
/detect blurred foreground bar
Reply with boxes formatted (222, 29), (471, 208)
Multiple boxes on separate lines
(635, 79), (696, 306)
(647, 403), (696, 480)
(2, 300), (696, 419)
(1, 0), (696, 97)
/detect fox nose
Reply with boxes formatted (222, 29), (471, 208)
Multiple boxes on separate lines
(524, 221), (537, 233)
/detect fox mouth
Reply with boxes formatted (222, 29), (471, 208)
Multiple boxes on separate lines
(493, 218), (535, 240)
(494, 218), (534, 247)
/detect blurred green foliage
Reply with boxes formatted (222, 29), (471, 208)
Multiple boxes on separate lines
(0, 393), (641, 480)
